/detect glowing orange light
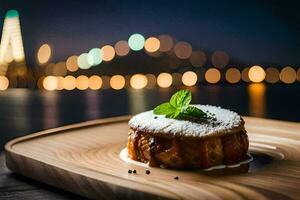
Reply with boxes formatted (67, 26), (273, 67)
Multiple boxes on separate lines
(158, 35), (173, 52)
(114, 40), (130, 56)
(43, 76), (57, 91)
(66, 55), (79, 72)
(280, 66), (296, 84)
(144, 37), (160, 53)
(211, 51), (229, 68)
(248, 83), (266, 117)
(0, 76), (9, 90)
(37, 43), (51, 65)
(182, 71), (197, 86)
(248, 65), (265, 83)
(102, 45), (115, 61)
(63, 76), (76, 90)
(157, 73), (172, 88)
(89, 75), (102, 90)
(265, 68), (280, 83)
(76, 75), (89, 90)
(130, 74), (148, 89)
(56, 76), (64, 90)
(205, 68), (221, 84)
(225, 68), (241, 84)
(110, 75), (125, 90)
(174, 41), (192, 59)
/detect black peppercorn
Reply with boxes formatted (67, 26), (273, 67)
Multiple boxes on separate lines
(146, 170), (150, 174)
(128, 170), (132, 174)
(174, 176), (179, 180)
(133, 170), (136, 174)
(154, 116), (158, 119)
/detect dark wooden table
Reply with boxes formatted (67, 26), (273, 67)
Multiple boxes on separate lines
(0, 85), (299, 199)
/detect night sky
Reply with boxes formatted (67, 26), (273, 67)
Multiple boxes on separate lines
(1, 0), (300, 67)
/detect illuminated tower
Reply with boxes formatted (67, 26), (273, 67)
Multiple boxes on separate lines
(0, 10), (26, 75)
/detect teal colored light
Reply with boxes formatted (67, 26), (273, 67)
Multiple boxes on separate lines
(88, 48), (103, 66)
(128, 33), (145, 51)
(77, 53), (93, 69)
(5, 10), (19, 18)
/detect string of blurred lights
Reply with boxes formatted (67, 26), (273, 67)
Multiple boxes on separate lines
(0, 10), (300, 91)
(37, 32), (300, 91)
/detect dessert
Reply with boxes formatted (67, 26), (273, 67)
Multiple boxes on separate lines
(127, 90), (249, 169)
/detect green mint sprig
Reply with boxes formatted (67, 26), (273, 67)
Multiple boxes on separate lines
(153, 90), (213, 121)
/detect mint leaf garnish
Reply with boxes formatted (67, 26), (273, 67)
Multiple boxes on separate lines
(153, 90), (213, 121)
(153, 102), (176, 115)
(170, 90), (191, 108)
(183, 106), (206, 119)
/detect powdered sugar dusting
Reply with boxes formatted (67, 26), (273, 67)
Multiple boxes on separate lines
(129, 105), (244, 138)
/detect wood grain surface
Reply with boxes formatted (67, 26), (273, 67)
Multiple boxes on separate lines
(5, 116), (300, 200)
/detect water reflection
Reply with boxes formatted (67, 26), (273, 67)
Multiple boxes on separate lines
(128, 89), (147, 114)
(6, 89), (30, 132)
(85, 90), (101, 119)
(42, 91), (58, 128)
(248, 83), (266, 117)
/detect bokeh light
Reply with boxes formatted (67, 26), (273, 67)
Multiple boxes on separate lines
(89, 75), (102, 90)
(37, 43), (51, 65)
(211, 51), (229, 68)
(182, 71), (197, 86)
(174, 41), (192, 59)
(158, 34), (173, 52)
(76, 75), (89, 90)
(43, 76), (57, 91)
(110, 75), (125, 90)
(77, 53), (93, 69)
(205, 68), (221, 84)
(157, 73), (172, 88)
(0, 76), (9, 90)
(145, 74), (156, 89)
(241, 68), (250, 82)
(52, 62), (67, 76)
(225, 68), (241, 84)
(114, 40), (130, 56)
(128, 33), (145, 51)
(265, 67), (280, 83)
(280, 66), (297, 84)
(63, 76), (76, 90)
(248, 65), (265, 83)
(189, 51), (207, 67)
(101, 45), (115, 61)
(88, 48), (102, 66)
(172, 73), (182, 86)
(130, 74), (148, 89)
(66, 55), (79, 72)
(3, 45), (14, 63)
(144, 37), (160, 53)
(56, 76), (64, 90)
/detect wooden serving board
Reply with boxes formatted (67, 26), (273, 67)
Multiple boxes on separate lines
(5, 116), (300, 200)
